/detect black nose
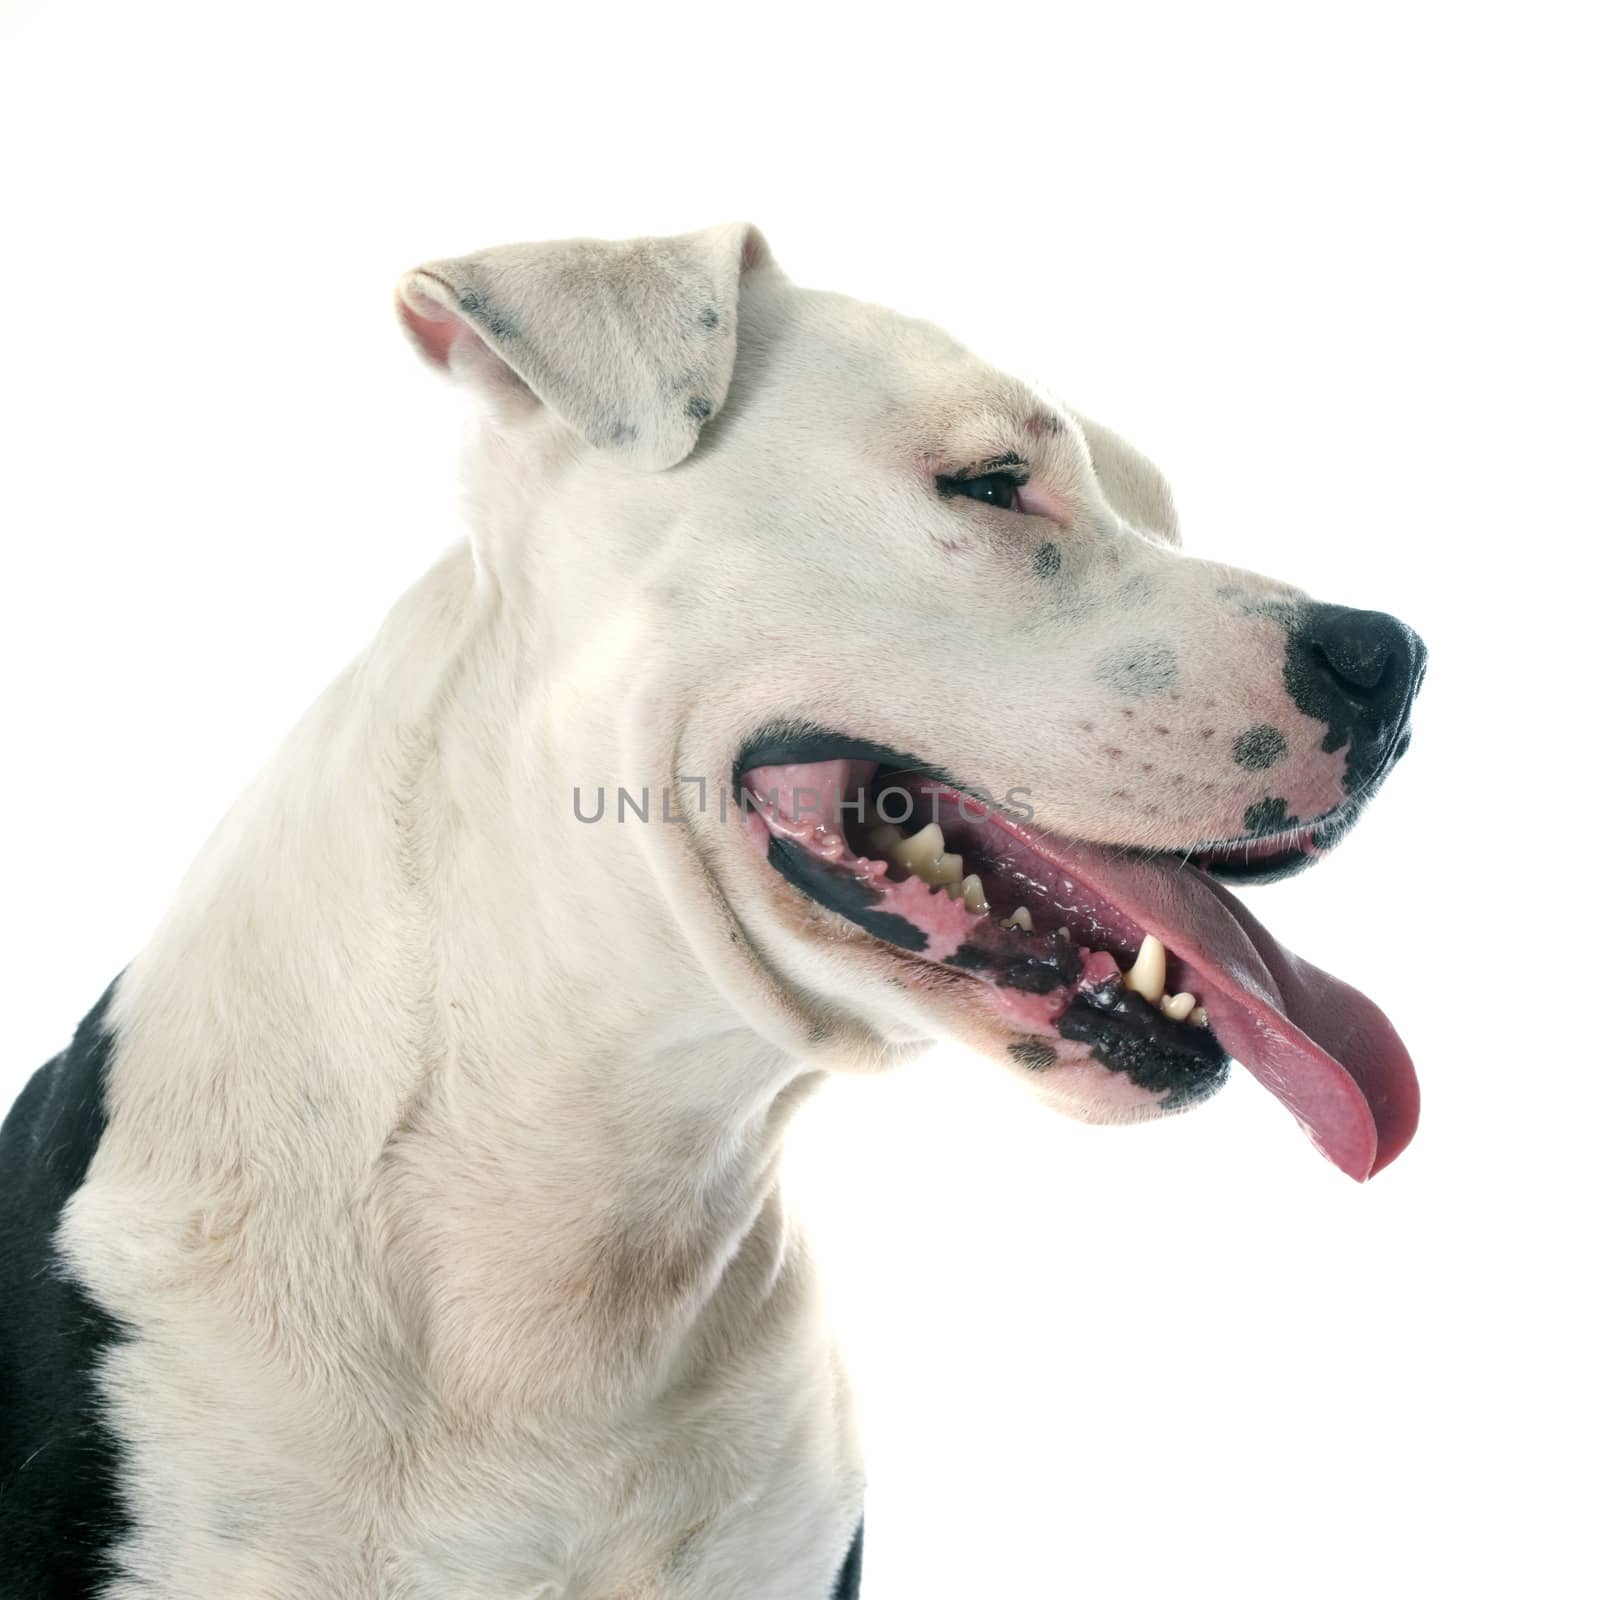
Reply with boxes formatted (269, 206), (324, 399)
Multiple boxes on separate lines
(1285, 604), (1427, 789)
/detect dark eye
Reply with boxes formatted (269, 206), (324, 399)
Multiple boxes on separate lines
(939, 472), (1022, 510)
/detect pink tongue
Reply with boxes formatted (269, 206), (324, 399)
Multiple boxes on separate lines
(746, 761), (1417, 1180)
(1060, 844), (1418, 1181)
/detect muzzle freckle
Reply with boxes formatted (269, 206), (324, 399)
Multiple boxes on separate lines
(1233, 725), (1288, 771)
(1243, 797), (1297, 836)
(1009, 1040), (1058, 1071)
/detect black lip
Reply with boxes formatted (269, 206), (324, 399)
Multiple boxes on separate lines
(735, 721), (954, 789)
(939, 925), (1228, 1105)
(1201, 848), (1320, 885)
(737, 723), (1358, 889)
(1057, 984), (1230, 1108)
(783, 849), (1231, 1108)
(1196, 801), (1364, 884)
(765, 836), (930, 951)
(748, 746), (1231, 1109)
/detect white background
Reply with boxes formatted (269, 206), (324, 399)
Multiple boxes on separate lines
(2, 3), (1595, 1595)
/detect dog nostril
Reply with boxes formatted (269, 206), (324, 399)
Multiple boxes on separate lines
(1303, 607), (1416, 704)
(1285, 603), (1426, 786)
(1312, 627), (1392, 697)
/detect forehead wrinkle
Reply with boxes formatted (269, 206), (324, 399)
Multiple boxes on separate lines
(922, 391), (1054, 468)
(872, 368), (1092, 497)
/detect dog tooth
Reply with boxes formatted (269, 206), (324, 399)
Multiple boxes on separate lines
(1160, 992), (1196, 1022)
(926, 851), (964, 887)
(889, 822), (945, 874)
(1006, 906), (1034, 932)
(1190, 1006), (1209, 1029)
(1125, 935), (1166, 1004)
(961, 874), (990, 914)
(868, 823), (905, 853)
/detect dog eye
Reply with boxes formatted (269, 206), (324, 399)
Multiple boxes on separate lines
(939, 472), (1022, 511)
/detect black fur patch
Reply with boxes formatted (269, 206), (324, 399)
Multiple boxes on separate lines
(1033, 542), (1062, 578)
(699, 305), (720, 329)
(831, 1520), (864, 1599)
(684, 395), (713, 421)
(0, 981), (131, 1597)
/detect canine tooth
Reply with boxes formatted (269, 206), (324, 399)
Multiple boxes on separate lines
(1190, 1006), (1210, 1029)
(889, 822), (944, 874)
(1125, 935), (1166, 1004)
(1006, 906), (1034, 931)
(926, 851), (964, 886)
(868, 823), (904, 853)
(961, 874), (990, 913)
(1160, 992), (1196, 1022)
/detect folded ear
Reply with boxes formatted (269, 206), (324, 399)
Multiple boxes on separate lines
(396, 222), (774, 471)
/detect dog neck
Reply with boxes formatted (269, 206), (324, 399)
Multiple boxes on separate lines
(92, 533), (827, 1426)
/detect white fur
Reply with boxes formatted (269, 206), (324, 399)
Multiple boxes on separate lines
(61, 225), (1343, 1596)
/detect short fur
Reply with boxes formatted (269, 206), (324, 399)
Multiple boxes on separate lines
(3, 224), (1410, 1596)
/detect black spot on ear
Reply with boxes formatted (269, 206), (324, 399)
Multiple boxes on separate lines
(1008, 1040), (1058, 1071)
(1243, 797), (1298, 836)
(1233, 725), (1288, 770)
(1033, 542), (1062, 578)
(699, 305), (720, 329)
(455, 288), (517, 341)
(684, 395), (713, 422)
(1094, 642), (1179, 697)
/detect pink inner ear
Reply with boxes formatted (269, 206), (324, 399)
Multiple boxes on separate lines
(399, 289), (473, 369)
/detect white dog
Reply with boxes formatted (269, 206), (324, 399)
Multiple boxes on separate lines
(0, 224), (1425, 1598)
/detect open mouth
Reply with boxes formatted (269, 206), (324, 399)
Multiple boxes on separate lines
(736, 730), (1418, 1181)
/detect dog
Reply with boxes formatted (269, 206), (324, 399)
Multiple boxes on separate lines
(0, 223), (1425, 1598)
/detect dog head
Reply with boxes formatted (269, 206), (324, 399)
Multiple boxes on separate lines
(398, 224), (1426, 1181)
